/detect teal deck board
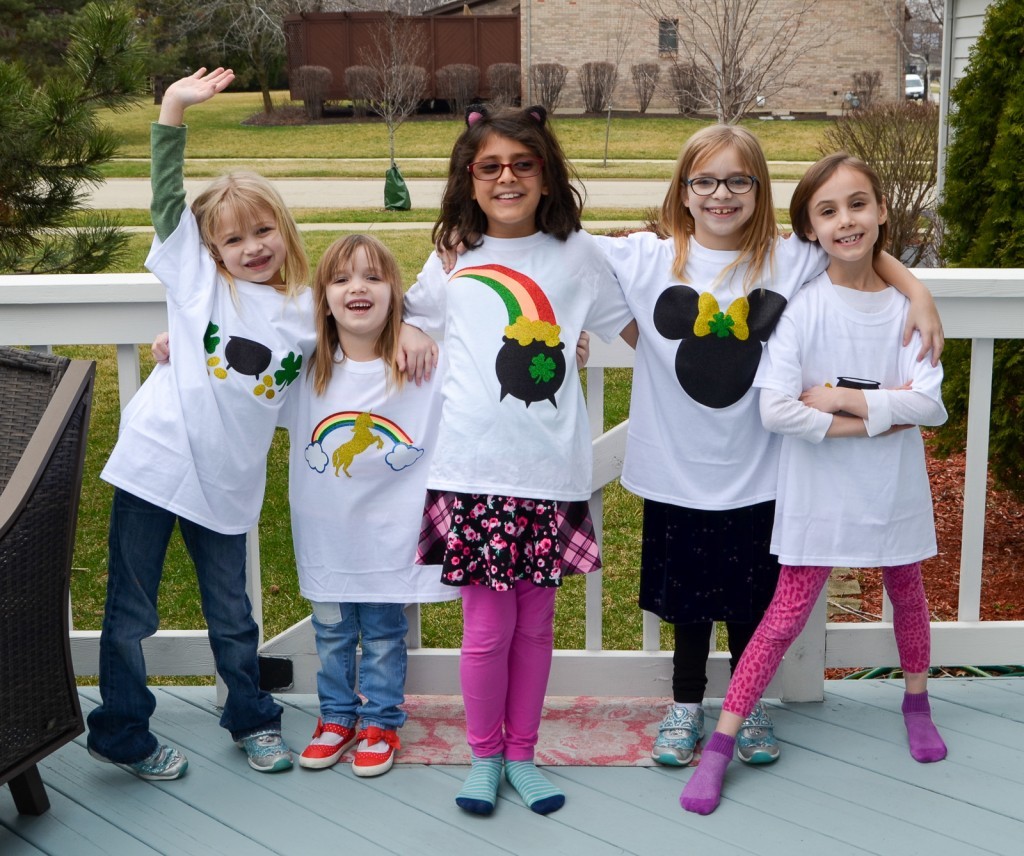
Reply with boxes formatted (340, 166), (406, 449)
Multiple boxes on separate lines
(77, 688), (396, 856)
(0, 776), (162, 856)
(168, 688), (612, 856)
(708, 716), (1016, 854)
(360, 764), (631, 855)
(553, 765), (818, 856)
(2, 679), (1022, 855)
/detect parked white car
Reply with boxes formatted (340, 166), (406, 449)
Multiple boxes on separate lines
(905, 74), (926, 100)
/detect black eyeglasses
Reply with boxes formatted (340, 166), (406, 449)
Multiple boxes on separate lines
(467, 158), (544, 180)
(685, 175), (758, 196)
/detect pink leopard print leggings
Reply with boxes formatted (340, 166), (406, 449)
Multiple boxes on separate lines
(722, 563), (930, 718)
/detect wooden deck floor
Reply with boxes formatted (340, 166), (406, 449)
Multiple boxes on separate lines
(2, 678), (1022, 855)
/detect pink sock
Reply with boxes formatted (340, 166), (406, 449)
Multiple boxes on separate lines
(902, 691), (947, 763)
(680, 732), (734, 815)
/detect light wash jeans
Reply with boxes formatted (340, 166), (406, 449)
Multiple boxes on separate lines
(87, 488), (282, 763)
(311, 600), (408, 731)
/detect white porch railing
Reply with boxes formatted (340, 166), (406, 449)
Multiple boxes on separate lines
(2, 269), (1022, 702)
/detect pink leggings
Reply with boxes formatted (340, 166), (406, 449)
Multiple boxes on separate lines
(460, 583), (557, 761)
(723, 563), (931, 718)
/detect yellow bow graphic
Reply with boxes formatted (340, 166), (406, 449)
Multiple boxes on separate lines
(693, 292), (750, 341)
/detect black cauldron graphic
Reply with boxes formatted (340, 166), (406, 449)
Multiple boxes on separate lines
(224, 336), (273, 379)
(496, 336), (566, 408)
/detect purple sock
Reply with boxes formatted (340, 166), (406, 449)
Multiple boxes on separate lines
(902, 691), (947, 763)
(680, 731), (734, 815)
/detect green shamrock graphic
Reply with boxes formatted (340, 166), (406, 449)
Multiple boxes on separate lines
(275, 351), (303, 387)
(204, 322), (221, 354)
(708, 311), (735, 338)
(529, 353), (557, 384)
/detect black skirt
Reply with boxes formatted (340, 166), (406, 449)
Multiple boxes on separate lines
(638, 498), (780, 624)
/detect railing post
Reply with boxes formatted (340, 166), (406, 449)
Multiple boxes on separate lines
(115, 343), (142, 411)
(958, 337), (994, 622)
(782, 584), (827, 702)
(586, 366), (604, 651)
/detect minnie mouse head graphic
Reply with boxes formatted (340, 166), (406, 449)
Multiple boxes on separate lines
(653, 285), (788, 409)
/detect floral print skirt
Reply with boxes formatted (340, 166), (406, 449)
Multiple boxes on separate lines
(417, 490), (601, 590)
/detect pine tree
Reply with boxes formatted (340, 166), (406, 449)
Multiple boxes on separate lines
(935, 0), (1024, 498)
(0, 2), (147, 274)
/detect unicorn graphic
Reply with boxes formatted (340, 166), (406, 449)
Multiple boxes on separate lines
(332, 412), (384, 478)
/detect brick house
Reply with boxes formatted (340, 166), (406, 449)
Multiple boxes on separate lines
(429, 0), (907, 115)
(290, 1), (909, 115)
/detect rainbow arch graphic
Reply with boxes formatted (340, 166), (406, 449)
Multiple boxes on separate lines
(311, 411), (413, 446)
(451, 264), (556, 326)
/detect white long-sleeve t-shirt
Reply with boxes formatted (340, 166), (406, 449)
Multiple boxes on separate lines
(754, 273), (947, 566)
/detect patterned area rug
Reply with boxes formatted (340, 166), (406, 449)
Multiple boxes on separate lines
(344, 696), (675, 766)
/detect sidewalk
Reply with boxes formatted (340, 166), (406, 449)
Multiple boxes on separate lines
(87, 176), (798, 212)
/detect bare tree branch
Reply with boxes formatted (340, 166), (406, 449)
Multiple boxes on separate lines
(637, 0), (831, 123)
(873, 0), (943, 90)
(357, 13), (427, 166)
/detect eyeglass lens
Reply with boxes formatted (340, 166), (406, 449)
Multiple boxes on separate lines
(469, 159), (543, 180)
(687, 175), (756, 195)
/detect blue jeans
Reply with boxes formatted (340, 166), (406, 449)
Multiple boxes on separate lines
(87, 489), (282, 763)
(311, 601), (408, 731)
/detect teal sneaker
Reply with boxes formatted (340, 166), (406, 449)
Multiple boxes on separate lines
(236, 729), (293, 773)
(89, 744), (188, 781)
(736, 701), (780, 764)
(651, 704), (704, 766)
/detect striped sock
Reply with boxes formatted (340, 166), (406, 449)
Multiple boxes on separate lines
(504, 760), (565, 814)
(455, 754), (503, 815)
(680, 731), (734, 815)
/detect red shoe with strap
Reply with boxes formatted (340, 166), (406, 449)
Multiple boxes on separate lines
(352, 726), (401, 777)
(299, 718), (358, 769)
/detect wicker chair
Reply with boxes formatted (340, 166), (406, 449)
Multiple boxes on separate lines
(0, 347), (95, 815)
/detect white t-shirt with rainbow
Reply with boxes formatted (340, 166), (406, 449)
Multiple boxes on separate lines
(404, 229), (633, 501)
(279, 350), (455, 603)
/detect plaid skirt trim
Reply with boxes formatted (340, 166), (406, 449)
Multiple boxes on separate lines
(418, 490), (601, 589)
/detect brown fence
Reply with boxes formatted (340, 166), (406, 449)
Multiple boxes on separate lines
(284, 12), (520, 103)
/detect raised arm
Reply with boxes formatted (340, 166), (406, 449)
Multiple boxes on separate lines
(151, 67), (234, 241)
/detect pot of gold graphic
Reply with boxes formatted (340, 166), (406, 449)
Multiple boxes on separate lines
(496, 324), (566, 408)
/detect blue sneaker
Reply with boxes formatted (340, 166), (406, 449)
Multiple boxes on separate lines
(736, 701), (780, 764)
(651, 704), (704, 766)
(89, 744), (188, 781)
(235, 729), (293, 772)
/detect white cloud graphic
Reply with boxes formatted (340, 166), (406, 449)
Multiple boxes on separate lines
(385, 442), (424, 472)
(305, 442), (329, 473)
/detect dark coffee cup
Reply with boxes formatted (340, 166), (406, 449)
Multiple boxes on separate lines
(836, 376), (880, 390)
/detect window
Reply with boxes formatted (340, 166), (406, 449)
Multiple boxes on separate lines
(658, 19), (678, 56)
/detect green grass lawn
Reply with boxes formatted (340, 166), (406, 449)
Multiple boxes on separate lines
(98, 90), (829, 178)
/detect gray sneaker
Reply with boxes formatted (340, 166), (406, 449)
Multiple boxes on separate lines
(736, 701), (780, 764)
(89, 744), (188, 780)
(651, 704), (704, 766)
(235, 729), (293, 772)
